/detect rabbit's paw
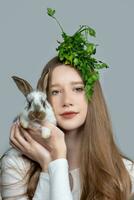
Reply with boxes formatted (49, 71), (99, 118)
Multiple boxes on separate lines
(20, 117), (29, 128)
(41, 127), (51, 139)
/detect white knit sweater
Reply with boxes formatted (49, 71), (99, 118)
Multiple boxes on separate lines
(0, 148), (134, 200)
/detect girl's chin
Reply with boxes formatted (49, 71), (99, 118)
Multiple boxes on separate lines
(57, 121), (82, 132)
(56, 115), (85, 131)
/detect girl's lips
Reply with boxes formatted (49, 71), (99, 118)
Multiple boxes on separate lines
(60, 113), (78, 119)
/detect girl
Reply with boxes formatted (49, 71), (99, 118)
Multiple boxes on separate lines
(1, 56), (134, 200)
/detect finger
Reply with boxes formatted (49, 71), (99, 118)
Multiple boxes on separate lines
(12, 125), (37, 154)
(20, 127), (52, 155)
(10, 141), (22, 153)
(20, 127), (35, 143)
(13, 124), (30, 148)
(10, 121), (18, 136)
(10, 141), (34, 161)
(20, 123), (53, 151)
(28, 122), (55, 138)
(10, 133), (26, 152)
(26, 127), (52, 150)
(10, 123), (19, 143)
(10, 124), (36, 156)
(26, 126), (49, 142)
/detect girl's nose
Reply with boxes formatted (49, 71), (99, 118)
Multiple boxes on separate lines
(63, 102), (73, 107)
(62, 91), (73, 107)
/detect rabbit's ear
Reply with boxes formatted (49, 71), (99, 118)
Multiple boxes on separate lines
(12, 76), (33, 97)
(36, 69), (49, 91)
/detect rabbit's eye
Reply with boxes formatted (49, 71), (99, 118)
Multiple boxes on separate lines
(41, 100), (46, 108)
(27, 101), (32, 109)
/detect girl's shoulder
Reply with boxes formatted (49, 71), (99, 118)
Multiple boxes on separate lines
(1, 148), (31, 176)
(122, 158), (134, 192)
(122, 158), (134, 174)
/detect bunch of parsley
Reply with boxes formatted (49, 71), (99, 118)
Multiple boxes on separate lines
(47, 8), (109, 101)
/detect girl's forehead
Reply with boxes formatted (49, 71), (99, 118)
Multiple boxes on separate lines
(50, 65), (83, 83)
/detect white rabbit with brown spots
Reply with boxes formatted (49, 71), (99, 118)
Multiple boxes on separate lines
(12, 72), (56, 139)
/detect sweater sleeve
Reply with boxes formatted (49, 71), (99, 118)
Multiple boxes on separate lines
(33, 172), (50, 200)
(1, 150), (73, 200)
(48, 158), (73, 200)
(0, 148), (50, 200)
(123, 158), (134, 193)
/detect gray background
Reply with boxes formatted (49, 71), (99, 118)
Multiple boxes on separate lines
(0, 0), (134, 158)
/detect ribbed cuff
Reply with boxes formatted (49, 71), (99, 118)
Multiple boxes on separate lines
(40, 172), (49, 180)
(48, 158), (68, 173)
(48, 158), (73, 200)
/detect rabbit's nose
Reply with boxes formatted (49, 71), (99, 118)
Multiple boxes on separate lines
(29, 111), (46, 120)
(34, 104), (40, 111)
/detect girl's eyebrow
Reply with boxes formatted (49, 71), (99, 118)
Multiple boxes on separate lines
(50, 81), (84, 88)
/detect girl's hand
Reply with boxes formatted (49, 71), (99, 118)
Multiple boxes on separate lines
(10, 122), (67, 171)
(10, 123), (52, 171)
(28, 121), (67, 160)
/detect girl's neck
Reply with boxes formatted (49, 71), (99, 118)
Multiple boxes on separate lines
(64, 129), (82, 170)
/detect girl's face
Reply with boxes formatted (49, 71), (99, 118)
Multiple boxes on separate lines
(48, 65), (88, 132)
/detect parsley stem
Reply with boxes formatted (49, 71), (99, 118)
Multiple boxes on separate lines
(52, 16), (64, 34)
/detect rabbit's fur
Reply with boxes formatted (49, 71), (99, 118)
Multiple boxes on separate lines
(12, 72), (56, 139)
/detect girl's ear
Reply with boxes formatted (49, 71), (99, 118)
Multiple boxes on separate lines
(36, 69), (50, 91)
(12, 76), (33, 97)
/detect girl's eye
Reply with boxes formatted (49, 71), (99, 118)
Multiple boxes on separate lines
(74, 87), (84, 92)
(51, 90), (60, 95)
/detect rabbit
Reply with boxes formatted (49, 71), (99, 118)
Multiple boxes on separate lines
(12, 71), (57, 139)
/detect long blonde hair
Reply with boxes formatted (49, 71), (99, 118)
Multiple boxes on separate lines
(3, 56), (133, 199)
